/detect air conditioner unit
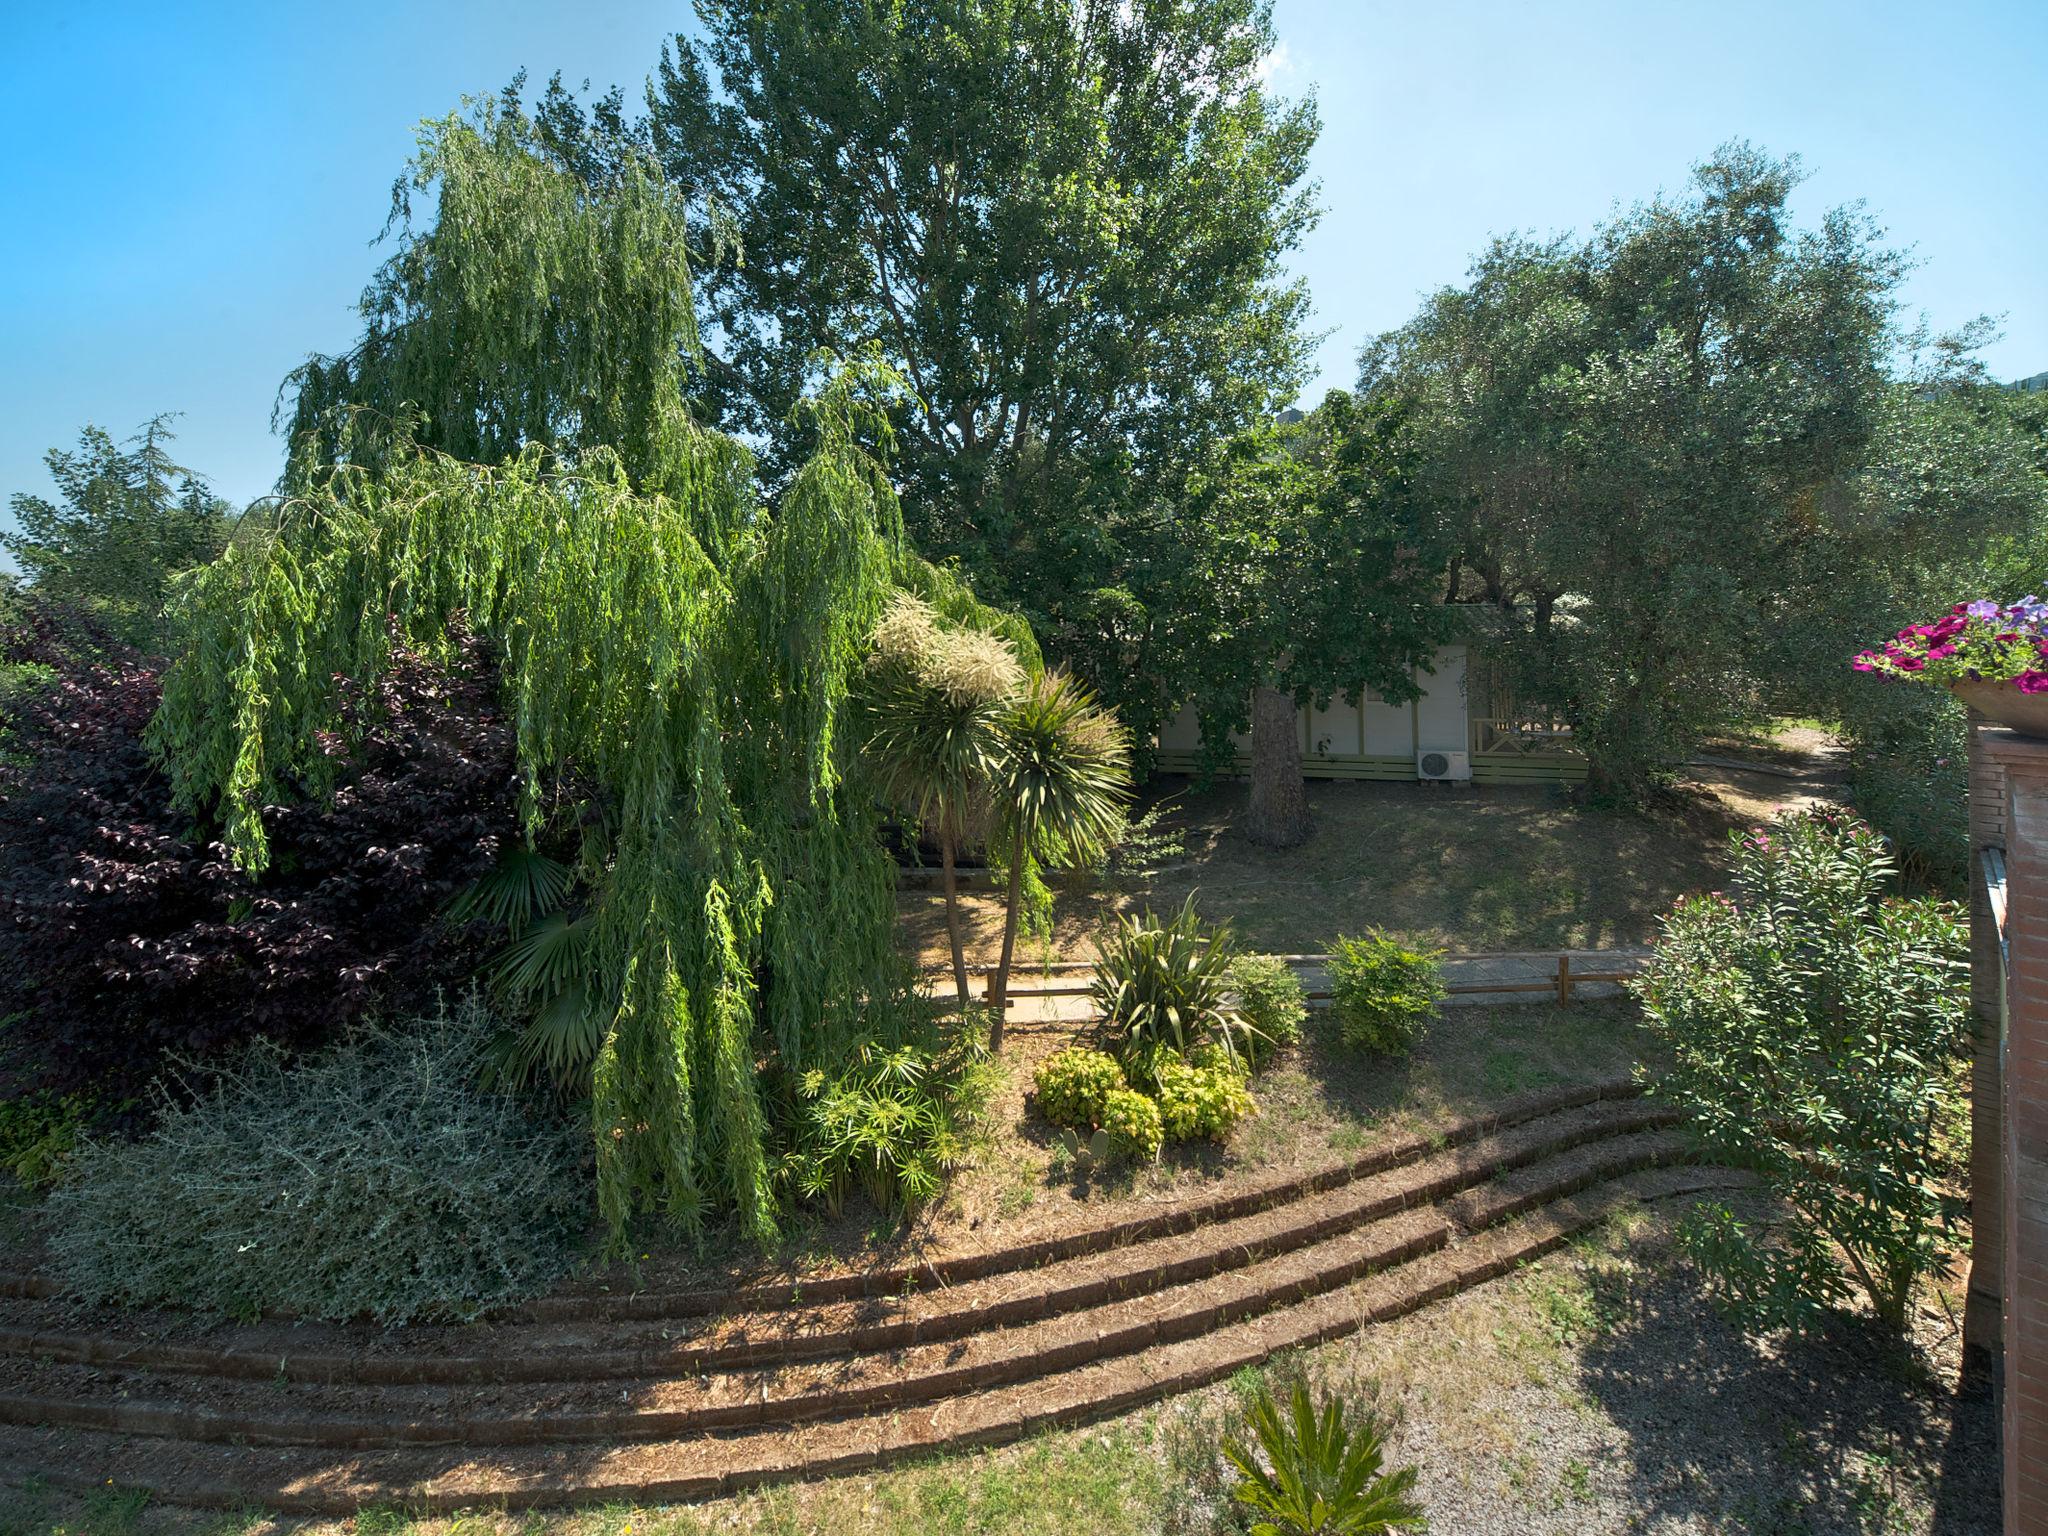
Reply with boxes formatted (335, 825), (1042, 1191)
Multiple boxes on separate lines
(1416, 749), (1471, 782)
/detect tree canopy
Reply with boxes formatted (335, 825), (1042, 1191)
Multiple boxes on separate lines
(160, 100), (1014, 1247)
(1147, 391), (1449, 843)
(1363, 143), (2044, 801)
(3, 417), (232, 649)
(651, 0), (1321, 725)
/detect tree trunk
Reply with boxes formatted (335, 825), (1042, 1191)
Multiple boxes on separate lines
(940, 837), (972, 1013)
(988, 822), (1028, 1050)
(1245, 685), (1311, 849)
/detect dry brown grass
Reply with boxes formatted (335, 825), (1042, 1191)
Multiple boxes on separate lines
(902, 776), (1754, 968)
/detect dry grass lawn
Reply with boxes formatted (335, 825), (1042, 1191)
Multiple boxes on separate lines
(903, 774), (1764, 968)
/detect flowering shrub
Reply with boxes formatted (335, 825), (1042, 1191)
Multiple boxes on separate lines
(1636, 807), (1968, 1333)
(1032, 1046), (1127, 1129)
(1153, 1050), (1258, 1143)
(1099, 1086), (1164, 1162)
(1854, 596), (2048, 693)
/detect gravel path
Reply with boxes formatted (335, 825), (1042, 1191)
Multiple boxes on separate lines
(1281, 1197), (1998, 1535)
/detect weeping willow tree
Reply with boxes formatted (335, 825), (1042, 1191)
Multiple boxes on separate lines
(150, 95), (1020, 1246)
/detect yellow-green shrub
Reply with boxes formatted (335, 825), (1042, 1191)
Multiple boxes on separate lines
(1100, 1087), (1164, 1161)
(1154, 1052), (1258, 1143)
(1033, 1047), (1127, 1128)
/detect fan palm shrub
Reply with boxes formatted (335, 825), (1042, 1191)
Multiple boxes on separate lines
(1222, 1381), (1425, 1534)
(985, 669), (1131, 1043)
(448, 846), (606, 1088)
(1093, 897), (1261, 1077)
(860, 595), (1021, 1008)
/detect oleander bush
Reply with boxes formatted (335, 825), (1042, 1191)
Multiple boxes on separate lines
(1033, 1046), (1128, 1129)
(1099, 1086), (1165, 1162)
(1327, 931), (1446, 1056)
(43, 995), (588, 1324)
(1226, 953), (1306, 1066)
(1637, 807), (1970, 1333)
(782, 1012), (1001, 1216)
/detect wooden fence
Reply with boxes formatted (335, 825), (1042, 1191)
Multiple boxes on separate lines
(977, 947), (1648, 1011)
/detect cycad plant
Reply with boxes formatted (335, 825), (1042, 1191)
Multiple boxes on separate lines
(1093, 897), (1259, 1075)
(861, 595), (1021, 1008)
(1223, 1381), (1425, 1535)
(985, 669), (1131, 1044)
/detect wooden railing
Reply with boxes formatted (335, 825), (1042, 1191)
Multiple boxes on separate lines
(1470, 717), (1582, 756)
(977, 948), (1648, 1010)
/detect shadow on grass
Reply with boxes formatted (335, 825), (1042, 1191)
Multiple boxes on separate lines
(1570, 1218), (1998, 1535)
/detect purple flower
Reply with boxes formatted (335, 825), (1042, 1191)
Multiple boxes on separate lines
(1967, 600), (2002, 621)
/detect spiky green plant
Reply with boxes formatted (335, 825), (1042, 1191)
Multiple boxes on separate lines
(985, 670), (1131, 1043)
(1093, 897), (1260, 1076)
(861, 594), (1022, 1009)
(1222, 1382), (1425, 1535)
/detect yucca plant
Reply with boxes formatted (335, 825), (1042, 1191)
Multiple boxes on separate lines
(986, 669), (1131, 1043)
(1223, 1382), (1425, 1535)
(1093, 897), (1261, 1075)
(861, 595), (1021, 1009)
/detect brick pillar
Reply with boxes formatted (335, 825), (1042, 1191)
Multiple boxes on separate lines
(1987, 730), (2048, 1535)
(1971, 711), (2010, 1370)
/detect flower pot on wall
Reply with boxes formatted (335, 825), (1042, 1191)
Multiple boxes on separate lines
(1951, 678), (2048, 740)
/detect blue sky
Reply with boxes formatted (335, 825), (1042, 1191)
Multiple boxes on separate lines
(3, 0), (2043, 519)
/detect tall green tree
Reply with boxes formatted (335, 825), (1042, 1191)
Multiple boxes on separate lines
(650, 0), (1321, 728)
(1151, 392), (1449, 847)
(1366, 144), (1957, 803)
(186, 97), (1013, 1247)
(4, 416), (232, 648)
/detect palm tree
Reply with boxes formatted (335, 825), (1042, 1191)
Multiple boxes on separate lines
(985, 669), (1131, 1045)
(861, 596), (1020, 1010)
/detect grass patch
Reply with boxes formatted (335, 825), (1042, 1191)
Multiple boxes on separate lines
(903, 776), (1745, 964)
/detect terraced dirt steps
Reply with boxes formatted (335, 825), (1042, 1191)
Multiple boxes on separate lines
(0, 1082), (1750, 1512)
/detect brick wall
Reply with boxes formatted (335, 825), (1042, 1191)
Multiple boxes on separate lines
(1987, 730), (2048, 1534)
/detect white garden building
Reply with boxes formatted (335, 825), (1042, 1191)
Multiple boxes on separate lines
(1152, 643), (1587, 786)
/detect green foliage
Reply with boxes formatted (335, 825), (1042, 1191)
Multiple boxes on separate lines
(654, 1), (1321, 736)
(1326, 932), (1445, 1056)
(783, 1018), (1001, 1217)
(1843, 692), (1969, 888)
(1099, 1086), (1164, 1163)
(3, 416), (231, 649)
(1093, 898), (1260, 1073)
(1369, 143), (2045, 803)
(987, 668), (1134, 1023)
(862, 593), (1028, 1007)
(1033, 1047), (1129, 1130)
(1227, 954), (1307, 1065)
(151, 103), (942, 1249)
(1221, 1381), (1425, 1535)
(1148, 391), (1450, 809)
(1153, 1051), (1259, 1144)
(1636, 807), (1970, 1332)
(42, 996), (586, 1324)
(0, 1090), (92, 1190)
(278, 95), (707, 493)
